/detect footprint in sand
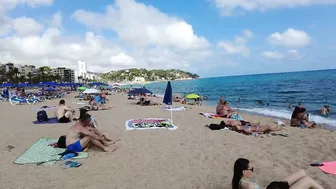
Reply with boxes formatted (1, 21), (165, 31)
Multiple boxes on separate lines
(5, 145), (15, 152)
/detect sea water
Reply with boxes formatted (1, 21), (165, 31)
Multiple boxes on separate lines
(146, 69), (336, 127)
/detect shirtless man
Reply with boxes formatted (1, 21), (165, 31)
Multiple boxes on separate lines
(321, 105), (330, 116)
(55, 99), (75, 123)
(66, 112), (116, 152)
(221, 118), (281, 134)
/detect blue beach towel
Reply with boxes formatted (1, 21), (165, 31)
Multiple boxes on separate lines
(33, 117), (60, 124)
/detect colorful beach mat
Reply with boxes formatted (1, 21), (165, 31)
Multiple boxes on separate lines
(319, 161), (336, 176)
(33, 117), (60, 124)
(162, 106), (185, 111)
(200, 112), (243, 120)
(14, 138), (88, 165)
(125, 118), (178, 130)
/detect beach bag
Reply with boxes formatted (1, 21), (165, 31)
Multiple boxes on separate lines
(37, 110), (48, 122)
(207, 121), (226, 130)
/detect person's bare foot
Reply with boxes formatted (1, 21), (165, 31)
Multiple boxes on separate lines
(104, 146), (118, 152)
(108, 139), (121, 145)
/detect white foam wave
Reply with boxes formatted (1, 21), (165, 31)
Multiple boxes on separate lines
(240, 108), (336, 126)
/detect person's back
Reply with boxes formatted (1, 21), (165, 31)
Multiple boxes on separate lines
(66, 123), (81, 147)
(55, 105), (66, 119)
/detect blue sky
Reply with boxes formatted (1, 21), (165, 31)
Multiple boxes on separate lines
(1, 0), (336, 77)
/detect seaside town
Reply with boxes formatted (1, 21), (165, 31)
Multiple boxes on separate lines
(1, 1), (335, 189)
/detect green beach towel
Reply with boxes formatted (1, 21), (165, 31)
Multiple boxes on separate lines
(14, 138), (88, 165)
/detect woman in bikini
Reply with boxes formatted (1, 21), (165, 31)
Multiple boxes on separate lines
(232, 158), (324, 189)
(222, 118), (281, 134)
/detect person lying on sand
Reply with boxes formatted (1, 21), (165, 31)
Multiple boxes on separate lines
(66, 111), (117, 152)
(290, 107), (317, 128)
(55, 99), (75, 123)
(232, 158), (324, 189)
(206, 119), (281, 134)
(89, 97), (113, 110)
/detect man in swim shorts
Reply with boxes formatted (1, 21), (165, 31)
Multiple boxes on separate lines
(55, 99), (75, 123)
(65, 112), (116, 152)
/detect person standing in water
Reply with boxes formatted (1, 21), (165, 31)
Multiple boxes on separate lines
(320, 105), (330, 116)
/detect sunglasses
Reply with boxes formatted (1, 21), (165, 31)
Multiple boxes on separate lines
(246, 167), (254, 172)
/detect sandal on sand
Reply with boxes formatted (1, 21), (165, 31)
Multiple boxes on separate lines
(61, 161), (82, 169)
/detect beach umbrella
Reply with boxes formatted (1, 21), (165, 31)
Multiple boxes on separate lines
(83, 88), (99, 94)
(163, 81), (173, 124)
(129, 88), (152, 95)
(78, 86), (88, 91)
(186, 94), (200, 99)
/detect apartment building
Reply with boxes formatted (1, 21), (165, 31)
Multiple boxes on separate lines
(52, 67), (75, 82)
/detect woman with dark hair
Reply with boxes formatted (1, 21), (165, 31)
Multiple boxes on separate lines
(290, 106), (317, 128)
(232, 158), (260, 189)
(232, 158), (324, 189)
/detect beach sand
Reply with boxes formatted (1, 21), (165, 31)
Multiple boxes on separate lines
(0, 93), (335, 189)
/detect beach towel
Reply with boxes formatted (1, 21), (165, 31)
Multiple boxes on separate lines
(162, 106), (185, 111)
(33, 117), (60, 124)
(14, 138), (88, 165)
(200, 112), (243, 120)
(319, 161), (336, 176)
(125, 118), (178, 130)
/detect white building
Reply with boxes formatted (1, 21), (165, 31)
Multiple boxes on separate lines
(74, 61), (101, 82)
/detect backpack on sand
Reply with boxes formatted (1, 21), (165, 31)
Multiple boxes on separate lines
(37, 110), (48, 122)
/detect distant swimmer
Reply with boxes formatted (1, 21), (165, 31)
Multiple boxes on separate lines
(321, 105), (330, 116)
(257, 100), (263, 105)
(288, 104), (292, 109)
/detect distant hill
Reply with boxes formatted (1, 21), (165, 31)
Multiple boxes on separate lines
(101, 68), (199, 82)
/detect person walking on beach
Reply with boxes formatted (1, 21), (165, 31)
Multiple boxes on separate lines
(66, 111), (116, 152)
(55, 99), (75, 123)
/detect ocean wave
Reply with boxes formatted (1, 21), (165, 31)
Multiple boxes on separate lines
(277, 90), (306, 94)
(240, 108), (336, 127)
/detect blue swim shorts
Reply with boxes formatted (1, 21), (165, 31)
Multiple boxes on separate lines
(67, 140), (83, 152)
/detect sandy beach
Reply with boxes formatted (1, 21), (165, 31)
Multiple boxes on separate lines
(0, 93), (335, 189)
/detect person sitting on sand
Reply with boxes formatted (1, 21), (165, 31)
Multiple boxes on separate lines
(232, 158), (324, 189)
(75, 109), (120, 146)
(290, 107), (317, 128)
(66, 111), (117, 152)
(55, 99), (75, 123)
(216, 97), (225, 116)
(89, 96), (113, 110)
(320, 105), (330, 116)
(220, 118), (281, 134)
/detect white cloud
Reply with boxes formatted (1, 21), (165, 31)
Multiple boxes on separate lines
(242, 29), (254, 38)
(218, 33), (250, 57)
(0, 0), (212, 73)
(72, 0), (209, 50)
(211, 0), (336, 16)
(50, 12), (63, 29)
(267, 28), (311, 48)
(110, 53), (136, 66)
(262, 49), (303, 60)
(262, 51), (284, 59)
(12, 17), (44, 36)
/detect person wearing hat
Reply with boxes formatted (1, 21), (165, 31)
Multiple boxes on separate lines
(321, 105), (330, 116)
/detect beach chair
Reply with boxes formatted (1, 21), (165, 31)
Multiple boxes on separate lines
(9, 92), (30, 106)
(0, 94), (8, 102)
